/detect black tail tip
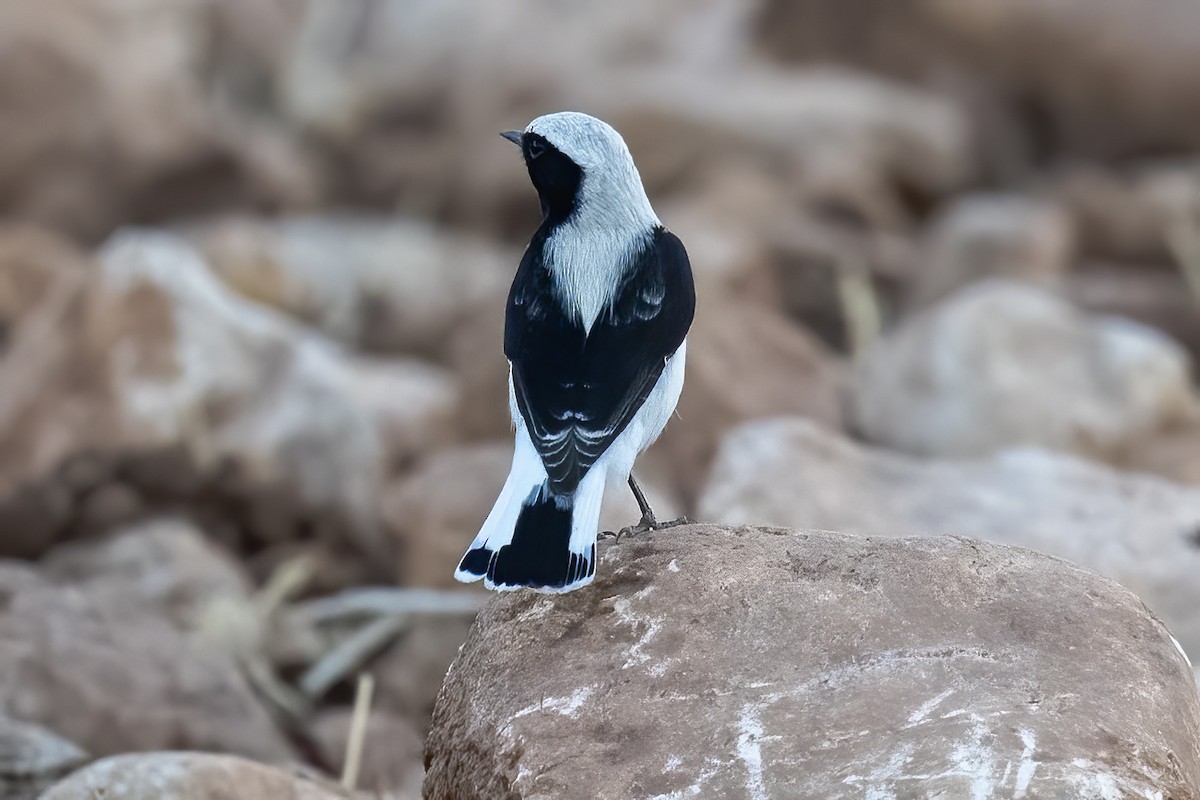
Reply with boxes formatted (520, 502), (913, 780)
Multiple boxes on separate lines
(489, 543), (595, 591)
(456, 544), (596, 592)
(457, 547), (491, 579)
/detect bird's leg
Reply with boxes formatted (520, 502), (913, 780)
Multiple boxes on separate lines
(600, 474), (694, 542)
(627, 473), (657, 530)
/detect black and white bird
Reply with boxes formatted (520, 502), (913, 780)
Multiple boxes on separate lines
(454, 111), (695, 593)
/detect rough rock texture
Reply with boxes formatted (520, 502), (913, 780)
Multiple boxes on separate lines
(443, 290), (513, 441)
(274, 1), (971, 236)
(648, 296), (847, 506)
(40, 752), (352, 800)
(1121, 426), (1200, 488)
(1068, 266), (1200, 368)
(910, 193), (1075, 307)
(425, 526), (1200, 799)
(0, 226), (89, 347)
(609, 67), (972, 228)
(374, 614), (477, 726)
(39, 516), (250, 630)
(381, 443), (512, 589)
(185, 215), (513, 356)
(0, 714), (88, 800)
(0, 229), (394, 558)
(756, 0), (1200, 160)
(700, 417), (1200, 659)
(0, 0), (314, 241)
(0, 562), (291, 761)
(854, 280), (1197, 459)
(311, 709), (424, 798)
(342, 356), (460, 473)
(1050, 160), (1200, 262)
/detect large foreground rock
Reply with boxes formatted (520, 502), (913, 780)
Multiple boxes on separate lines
(854, 279), (1197, 459)
(701, 418), (1200, 659)
(41, 752), (353, 800)
(0, 562), (291, 762)
(425, 526), (1200, 798)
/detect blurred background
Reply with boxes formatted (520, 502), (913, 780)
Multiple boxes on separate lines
(2, 0), (1200, 796)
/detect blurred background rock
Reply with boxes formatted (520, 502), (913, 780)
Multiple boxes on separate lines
(1, 0), (1198, 797)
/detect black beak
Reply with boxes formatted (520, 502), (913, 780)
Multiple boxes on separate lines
(500, 130), (523, 147)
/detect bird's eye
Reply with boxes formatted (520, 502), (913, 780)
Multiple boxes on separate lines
(527, 139), (546, 160)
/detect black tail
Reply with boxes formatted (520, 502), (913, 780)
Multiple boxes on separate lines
(484, 483), (595, 591)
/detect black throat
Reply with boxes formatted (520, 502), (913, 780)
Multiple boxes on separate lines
(522, 134), (582, 228)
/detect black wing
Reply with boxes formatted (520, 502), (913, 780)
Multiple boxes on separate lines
(504, 226), (695, 495)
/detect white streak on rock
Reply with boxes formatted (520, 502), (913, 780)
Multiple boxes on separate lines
(1170, 634), (1192, 668)
(648, 762), (720, 800)
(950, 716), (996, 800)
(1013, 728), (1037, 797)
(613, 587), (663, 669)
(1067, 760), (1126, 800)
(905, 688), (955, 726)
(737, 704), (768, 800)
(511, 686), (594, 720)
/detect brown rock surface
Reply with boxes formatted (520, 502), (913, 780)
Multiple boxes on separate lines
(444, 291), (512, 442)
(342, 355), (460, 473)
(382, 443), (512, 589)
(311, 708), (424, 798)
(0, 0), (314, 242)
(756, 0), (1200, 160)
(1067, 266), (1200, 367)
(184, 215), (514, 356)
(647, 296), (847, 507)
(274, 2), (971, 236)
(0, 561), (291, 762)
(425, 525), (1200, 798)
(39, 516), (250, 631)
(374, 615), (478, 728)
(854, 279), (1197, 459)
(700, 417), (1200, 659)
(0, 714), (87, 800)
(910, 192), (1075, 307)
(0, 226), (89, 347)
(40, 752), (352, 800)
(1050, 160), (1200, 262)
(1119, 426), (1200, 489)
(0, 229), (392, 558)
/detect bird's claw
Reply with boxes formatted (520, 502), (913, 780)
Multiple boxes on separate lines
(600, 514), (694, 543)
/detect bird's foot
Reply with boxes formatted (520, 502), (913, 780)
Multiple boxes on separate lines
(601, 514), (694, 543)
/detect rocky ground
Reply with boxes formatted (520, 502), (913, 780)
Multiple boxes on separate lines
(0, 0), (1199, 798)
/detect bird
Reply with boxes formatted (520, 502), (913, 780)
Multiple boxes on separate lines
(454, 111), (695, 593)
